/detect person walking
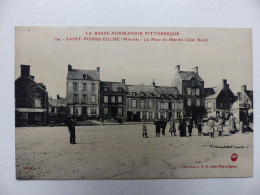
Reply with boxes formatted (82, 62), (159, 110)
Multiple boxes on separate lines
(67, 117), (76, 144)
(154, 117), (161, 137)
(169, 117), (176, 136)
(142, 120), (149, 138)
(188, 118), (193, 136)
(208, 116), (215, 138)
(182, 117), (187, 137)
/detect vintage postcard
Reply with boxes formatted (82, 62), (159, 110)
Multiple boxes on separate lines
(15, 26), (253, 179)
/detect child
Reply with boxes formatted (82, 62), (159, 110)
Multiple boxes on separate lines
(197, 121), (202, 136)
(142, 120), (148, 138)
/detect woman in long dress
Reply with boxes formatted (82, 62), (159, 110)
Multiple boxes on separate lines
(217, 117), (224, 136)
(229, 114), (237, 133)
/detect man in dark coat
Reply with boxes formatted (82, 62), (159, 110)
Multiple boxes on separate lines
(67, 117), (76, 144)
(178, 117), (183, 136)
(188, 118), (193, 136)
(161, 116), (167, 135)
(154, 117), (161, 137)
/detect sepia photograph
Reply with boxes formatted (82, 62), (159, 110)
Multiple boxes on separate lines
(15, 26), (253, 179)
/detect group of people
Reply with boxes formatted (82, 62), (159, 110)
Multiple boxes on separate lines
(142, 114), (241, 139)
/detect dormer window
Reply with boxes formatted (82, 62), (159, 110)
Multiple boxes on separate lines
(131, 92), (136, 97)
(103, 87), (108, 92)
(140, 92), (144, 97)
(83, 74), (87, 79)
(118, 88), (122, 92)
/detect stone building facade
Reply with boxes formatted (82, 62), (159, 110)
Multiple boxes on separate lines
(171, 65), (205, 119)
(15, 65), (48, 126)
(204, 79), (236, 118)
(66, 65), (100, 119)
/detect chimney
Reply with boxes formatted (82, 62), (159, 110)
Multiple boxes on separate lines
(175, 65), (180, 73)
(121, 79), (125, 84)
(237, 92), (241, 100)
(222, 79), (227, 87)
(97, 67), (100, 73)
(193, 66), (198, 75)
(57, 94), (60, 99)
(152, 79), (156, 87)
(68, 64), (72, 71)
(30, 75), (35, 80)
(241, 85), (246, 92)
(21, 65), (30, 77)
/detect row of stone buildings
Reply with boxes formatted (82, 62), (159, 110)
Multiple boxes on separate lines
(15, 64), (253, 126)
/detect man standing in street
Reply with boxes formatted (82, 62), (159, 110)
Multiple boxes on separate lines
(161, 116), (167, 135)
(67, 117), (76, 144)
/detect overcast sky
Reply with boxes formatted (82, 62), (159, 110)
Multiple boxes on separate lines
(15, 26), (252, 98)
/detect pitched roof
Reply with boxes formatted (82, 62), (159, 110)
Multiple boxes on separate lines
(126, 85), (181, 98)
(245, 90), (253, 101)
(204, 86), (223, 99)
(48, 97), (66, 107)
(101, 81), (127, 92)
(67, 69), (100, 80)
(178, 71), (204, 82)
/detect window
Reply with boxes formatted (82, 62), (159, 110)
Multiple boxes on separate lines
(187, 99), (192, 106)
(73, 107), (78, 115)
(73, 82), (78, 91)
(83, 74), (86, 79)
(118, 88), (122, 92)
(187, 88), (191, 95)
(196, 99), (201, 107)
(91, 107), (97, 115)
(220, 102), (223, 108)
(164, 102), (168, 110)
(82, 95), (87, 103)
(111, 96), (115, 103)
(207, 101), (212, 108)
(180, 102), (183, 109)
(104, 96), (108, 103)
(35, 99), (41, 107)
(51, 107), (55, 113)
(104, 107), (108, 115)
(36, 88), (40, 94)
(172, 102), (175, 109)
(91, 95), (96, 103)
(118, 96), (122, 103)
(161, 102), (165, 109)
(91, 83), (96, 91)
(149, 100), (153, 108)
(118, 108), (123, 115)
(191, 79), (196, 87)
(73, 94), (79, 103)
(196, 88), (200, 96)
(140, 100), (145, 108)
(158, 102), (161, 109)
(177, 112), (181, 119)
(140, 92), (144, 97)
(131, 92), (136, 97)
(83, 83), (87, 91)
(131, 99), (137, 108)
(149, 112), (153, 119)
(103, 87), (108, 92)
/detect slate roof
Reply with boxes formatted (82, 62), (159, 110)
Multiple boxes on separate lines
(67, 69), (100, 80)
(204, 86), (223, 99)
(48, 97), (66, 107)
(126, 85), (181, 99)
(101, 81), (128, 92)
(245, 90), (253, 101)
(178, 71), (204, 82)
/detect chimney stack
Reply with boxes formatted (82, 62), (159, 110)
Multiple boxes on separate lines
(175, 65), (180, 73)
(222, 79), (227, 87)
(237, 92), (241, 100)
(121, 79), (125, 84)
(193, 66), (198, 75)
(241, 85), (246, 92)
(68, 64), (72, 71)
(57, 94), (60, 99)
(97, 67), (100, 73)
(152, 79), (156, 87)
(21, 65), (30, 77)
